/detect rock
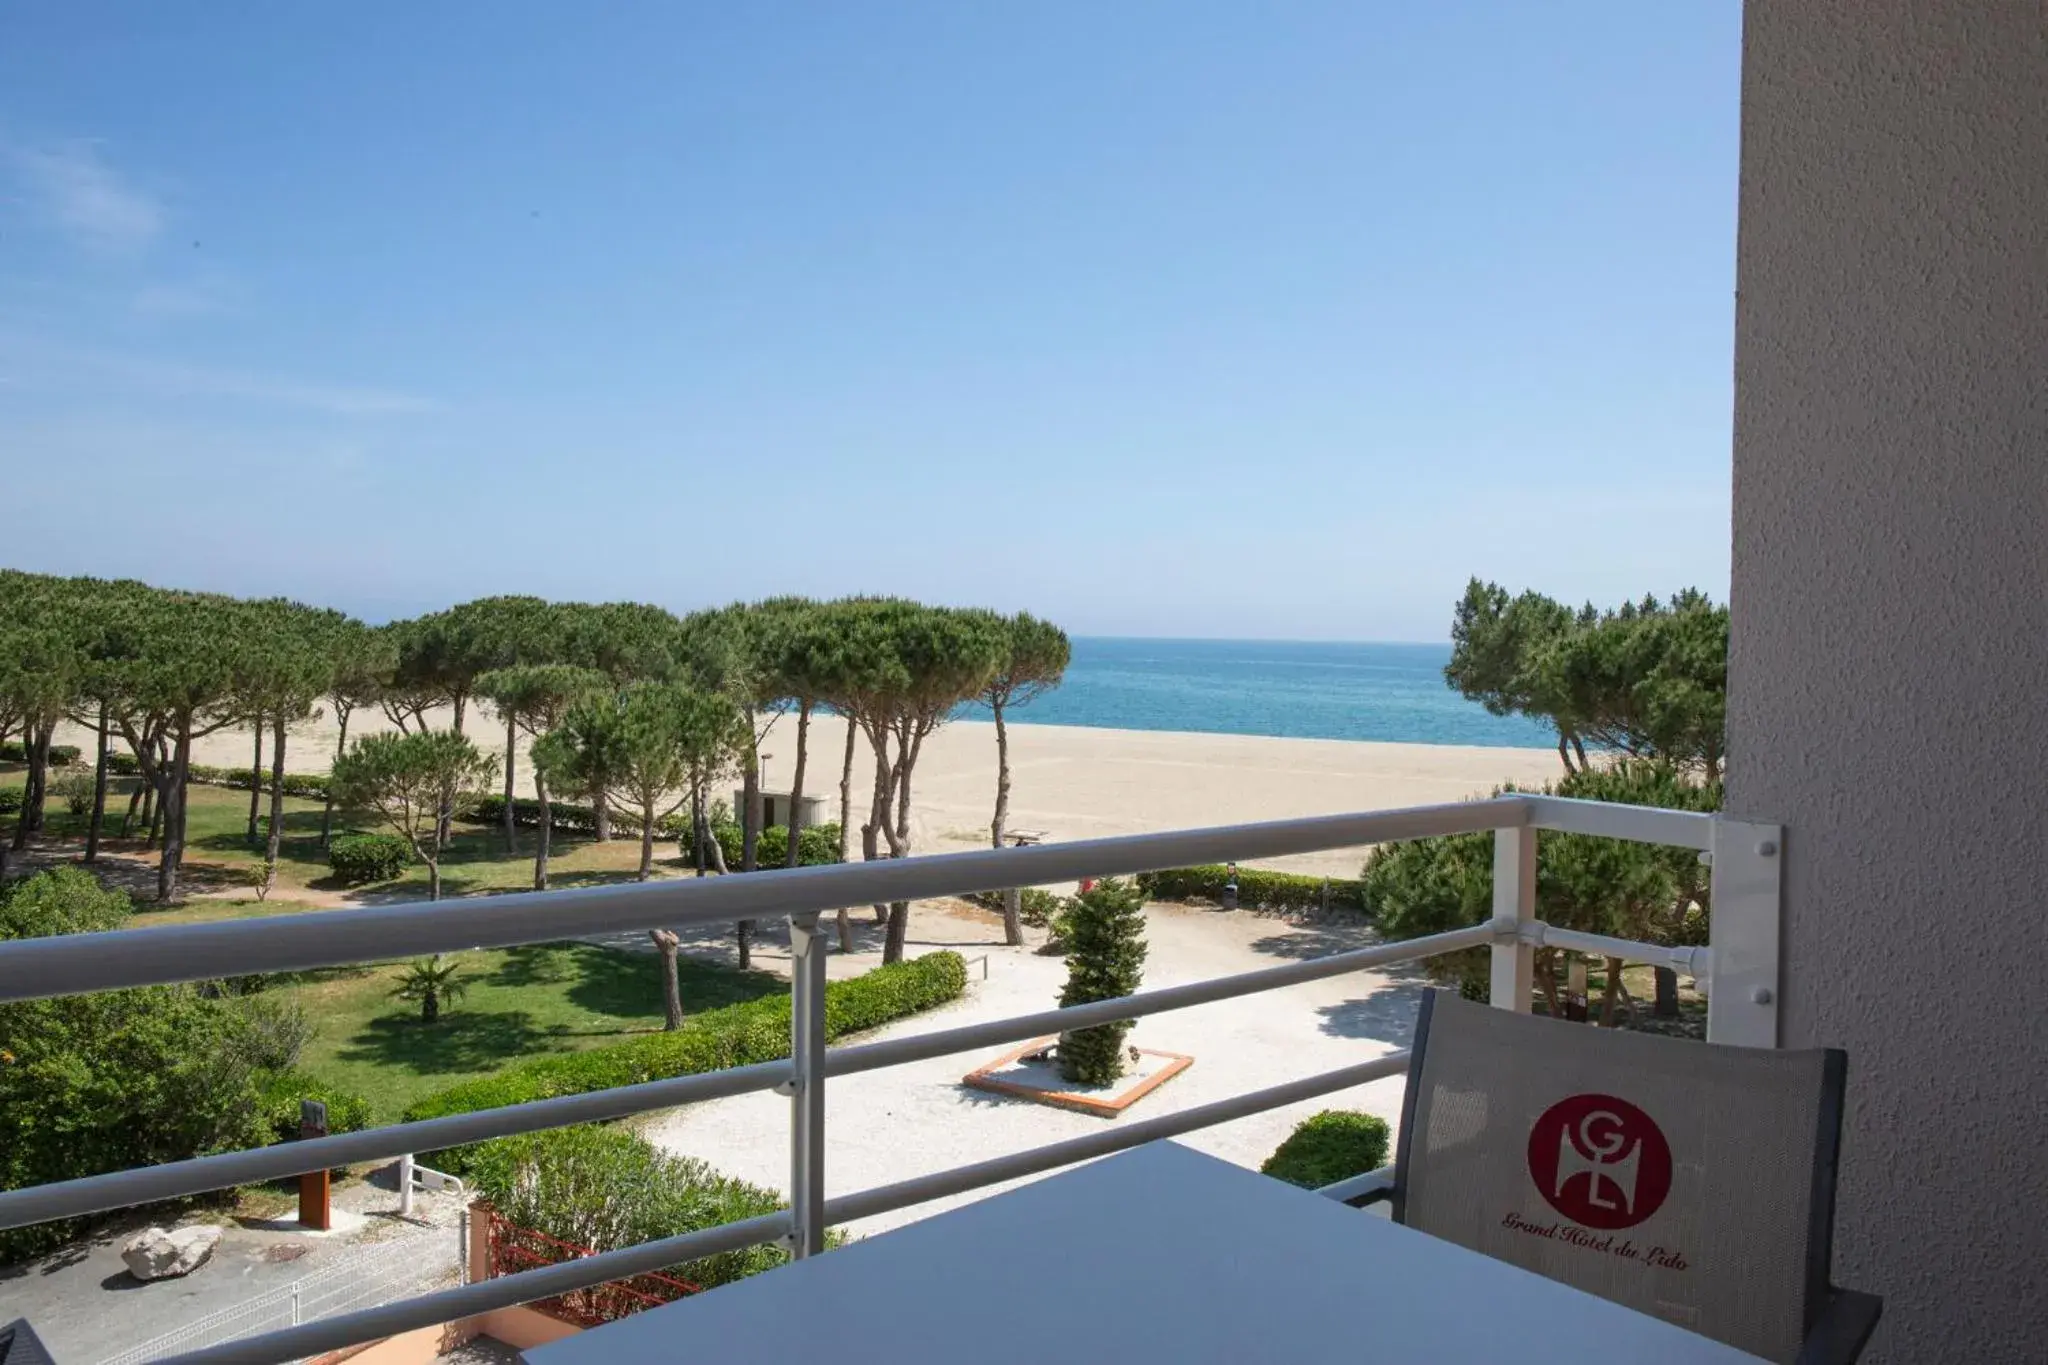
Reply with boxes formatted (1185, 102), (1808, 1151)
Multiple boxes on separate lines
(121, 1225), (222, 1281)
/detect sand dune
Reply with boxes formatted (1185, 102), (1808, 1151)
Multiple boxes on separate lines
(56, 707), (1561, 880)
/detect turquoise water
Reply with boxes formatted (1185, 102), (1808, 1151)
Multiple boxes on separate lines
(960, 638), (1555, 750)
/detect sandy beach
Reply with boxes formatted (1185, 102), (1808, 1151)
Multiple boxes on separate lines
(56, 709), (1560, 879)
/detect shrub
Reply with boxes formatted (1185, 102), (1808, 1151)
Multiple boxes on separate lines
(0, 872), (291, 1263)
(407, 952), (968, 1165)
(1057, 879), (1148, 1085)
(0, 742), (81, 767)
(0, 788), (20, 816)
(467, 1125), (797, 1292)
(965, 886), (1067, 927)
(52, 770), (96, 817)
(106, 751), (141, 775)
(257, 1071), (374, 1145)
(327, 832), (411, 883)
(1260, 1110), (1392, 1190)
(1136, 865), (1368, 915)
(703, 822), (844, 869)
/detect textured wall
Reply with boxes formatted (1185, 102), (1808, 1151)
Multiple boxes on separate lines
(1728, 2), (2048, 1359)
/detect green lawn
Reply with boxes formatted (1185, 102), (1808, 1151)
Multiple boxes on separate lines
(5, 762), (781, 1122)
(285, 942), (785, 1121)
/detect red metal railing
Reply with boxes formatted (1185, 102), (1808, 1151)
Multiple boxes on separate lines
(484, 1207), (702, 1328)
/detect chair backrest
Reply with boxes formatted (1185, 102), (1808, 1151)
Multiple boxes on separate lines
(1395, 990), (1844, 1364)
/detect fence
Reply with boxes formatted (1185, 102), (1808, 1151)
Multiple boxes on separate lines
(478, 1206), (698, 1328)
(0, 794), (1781, 1365)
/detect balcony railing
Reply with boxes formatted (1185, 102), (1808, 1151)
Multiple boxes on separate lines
(0, 795), (1782, 1365)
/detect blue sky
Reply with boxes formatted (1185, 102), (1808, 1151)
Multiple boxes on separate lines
(0, 3), (1739, 641)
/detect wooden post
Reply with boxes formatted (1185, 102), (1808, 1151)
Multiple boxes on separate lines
(298, 1100), (331, 1231)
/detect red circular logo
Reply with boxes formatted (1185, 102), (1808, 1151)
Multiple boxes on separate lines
(1527, 1093), (1673, 1230)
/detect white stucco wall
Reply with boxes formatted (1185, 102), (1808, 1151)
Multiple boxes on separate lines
(1728, 2), (2048, 1359)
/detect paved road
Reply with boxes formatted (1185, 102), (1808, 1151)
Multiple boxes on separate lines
(0, 1169), (464, 1364)
(642, 898), (1426, 1237)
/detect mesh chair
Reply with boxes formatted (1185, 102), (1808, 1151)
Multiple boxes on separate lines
(1353, 990), (1880, 1364)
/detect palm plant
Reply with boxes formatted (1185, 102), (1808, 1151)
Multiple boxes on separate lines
(393, 954), (468, 1024)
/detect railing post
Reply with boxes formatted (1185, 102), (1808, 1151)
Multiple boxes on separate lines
(1705, 818), (1782, 1047)
(1489, 825), (1536, 1011)
(786, 912), (827, 1258)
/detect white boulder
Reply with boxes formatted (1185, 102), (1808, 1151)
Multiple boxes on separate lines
(121, 1225), (222, 1281)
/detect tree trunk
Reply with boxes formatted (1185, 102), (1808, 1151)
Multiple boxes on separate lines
(650, 928), (683, 1030)
(1653, 965), (1680, 1018)
(143, 774), (160, 845)
(638, 804), (655, 880)
(321, 707), (350, 850)
(158, 723), (192, 902)
(836, 719), (855, 863)
(990, 700), (1011, 849)
(1535, 949), (1563, 1019)
(121, 773), (144, 837)
(533, 771), (553, 891)
(737, 738), (761, 969)
(1599, 955), (1624, 1026)
(438, 693), (466, 846)
(11, 726), (33, 850)
(881, 740), (920, 962)
(502, 712), (519, 851)
(863, 746), (889, 924)
(1557, 733), (1577, 773)
(427, 858), (442, 902)
(247, 715), (265, 844)
(691, 783), (707, 877)
(422, 988), (439, 1024)
(12, 721), (50, 849)
(836, 908), (853, 953)
(85, 701), (110, 863)
(1571, 734), (1589, 770)
(262, 714), (288, 898)
(785, 701), (811, 868)
(991, 701), (1022, 945)
(884, 901), (910, 964)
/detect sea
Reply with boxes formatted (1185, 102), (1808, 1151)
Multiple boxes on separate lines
(958, 638), (1556, 750)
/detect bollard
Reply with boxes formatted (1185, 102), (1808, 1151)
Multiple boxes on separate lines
(298, 1099), (330, 1231)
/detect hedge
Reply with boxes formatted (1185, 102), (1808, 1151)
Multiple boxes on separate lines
(1136, 864), (1368, 916)
(0, 742), (81, 766)
(406, 951), (968, 1165)
(328, 832), (411, 884)
(1259, 1110), (1391, 1189)
(708, 822), (842, 869)
(468, 795), (685, 839)
(466, 1125), (803, 1293)
(95, 751), (333, 801)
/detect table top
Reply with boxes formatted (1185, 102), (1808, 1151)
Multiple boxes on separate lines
(525, 1141), (1764, 1365)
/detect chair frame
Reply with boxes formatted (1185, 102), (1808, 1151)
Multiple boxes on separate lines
(1353, 990), (1882, 1365)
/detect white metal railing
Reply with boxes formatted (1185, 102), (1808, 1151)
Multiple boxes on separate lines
(0, 795), (1782, 1365)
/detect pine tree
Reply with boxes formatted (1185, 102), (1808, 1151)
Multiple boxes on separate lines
(1057, 878), (1149, 1085)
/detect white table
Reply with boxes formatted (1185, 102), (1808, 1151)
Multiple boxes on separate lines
(525, 1141), (1764, 1364)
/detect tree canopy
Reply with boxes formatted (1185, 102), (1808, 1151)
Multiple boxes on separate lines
(1445, 578), (1727, 779)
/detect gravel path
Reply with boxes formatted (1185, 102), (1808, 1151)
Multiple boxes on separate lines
(641, 899), (1430, 1238)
